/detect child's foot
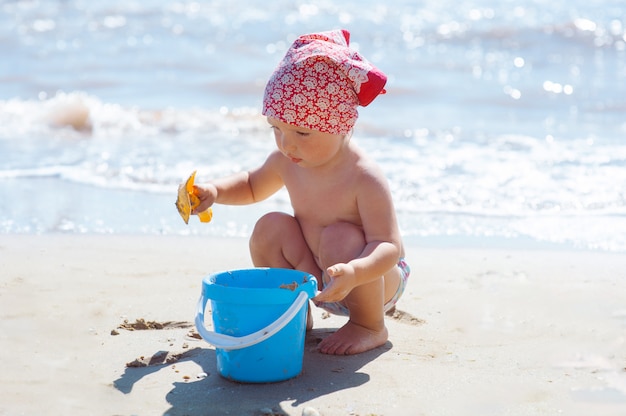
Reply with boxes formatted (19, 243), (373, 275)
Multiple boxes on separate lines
(317, 320), (388, 355)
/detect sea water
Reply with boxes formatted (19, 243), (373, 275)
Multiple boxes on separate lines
(1, 0), (625, 251)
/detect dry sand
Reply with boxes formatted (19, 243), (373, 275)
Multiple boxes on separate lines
(0, 234), (625, 415)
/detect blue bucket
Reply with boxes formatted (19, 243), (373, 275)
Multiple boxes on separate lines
(195, 268), (318, 383)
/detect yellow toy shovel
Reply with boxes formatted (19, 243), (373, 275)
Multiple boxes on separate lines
(175, 170), (213, 224)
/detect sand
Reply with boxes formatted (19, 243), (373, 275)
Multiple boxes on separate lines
(0, 234), (625, 416)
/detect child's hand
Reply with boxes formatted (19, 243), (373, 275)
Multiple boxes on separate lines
(313, 263), (357, 303)
(191, 184), (217, 215)
(176, 171), (213, 224)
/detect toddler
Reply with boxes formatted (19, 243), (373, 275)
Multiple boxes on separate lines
(193, 29), (409, 355)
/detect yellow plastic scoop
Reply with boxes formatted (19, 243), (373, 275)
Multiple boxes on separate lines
(175, 170), (213, 224)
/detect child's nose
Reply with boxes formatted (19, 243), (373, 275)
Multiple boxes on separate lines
(280, 134), (296, 152)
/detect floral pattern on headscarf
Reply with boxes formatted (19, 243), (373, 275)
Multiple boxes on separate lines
(263, 29), (387, 135)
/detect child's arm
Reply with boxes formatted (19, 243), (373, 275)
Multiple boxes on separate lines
(314, 170), (402, 303)
(313, 240), (399, 303)
(192, 151), (285, 213)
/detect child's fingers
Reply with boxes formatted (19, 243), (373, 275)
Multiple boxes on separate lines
(313, 288), (337, 303)
(327, 264), (343, 277)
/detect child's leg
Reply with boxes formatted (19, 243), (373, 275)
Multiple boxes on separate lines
(316, 222), (392, 355)
(249, 212), (321, 277)
(249, 212), (321, 330)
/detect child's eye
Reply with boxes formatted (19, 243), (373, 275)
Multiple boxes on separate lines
(296, 131), (310, 137)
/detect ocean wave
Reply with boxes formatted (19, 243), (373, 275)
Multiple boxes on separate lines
(0, 91), (267, 140)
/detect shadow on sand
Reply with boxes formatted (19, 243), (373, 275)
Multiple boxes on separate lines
(113, 327), (392, 415)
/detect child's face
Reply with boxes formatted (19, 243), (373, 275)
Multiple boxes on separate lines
(268, 117), (347, 168)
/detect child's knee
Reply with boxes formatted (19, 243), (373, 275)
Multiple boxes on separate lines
(319, 222), (365, 261)
(253, 211), (289, 231)
(250, 212), (292, 246)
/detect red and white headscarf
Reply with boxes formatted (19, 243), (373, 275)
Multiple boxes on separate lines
(262, 29), (387, 135)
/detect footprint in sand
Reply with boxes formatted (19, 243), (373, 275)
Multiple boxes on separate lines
(386, 308), (425, 325)
(111, 319), (203, 368)
(125, 348), (203, 368)
(111, 318), (202, 339)
(116, 318), (193, 331)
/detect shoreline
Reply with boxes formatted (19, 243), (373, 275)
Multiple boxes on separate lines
(3, 176), (625, 253)
(1, 234), (625, 415)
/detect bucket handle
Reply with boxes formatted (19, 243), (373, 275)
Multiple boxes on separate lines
(195, 291), (309, 351)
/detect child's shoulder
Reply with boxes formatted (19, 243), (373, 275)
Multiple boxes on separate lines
(351, 145), (384, 175)
(265, 149), (289, 166)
